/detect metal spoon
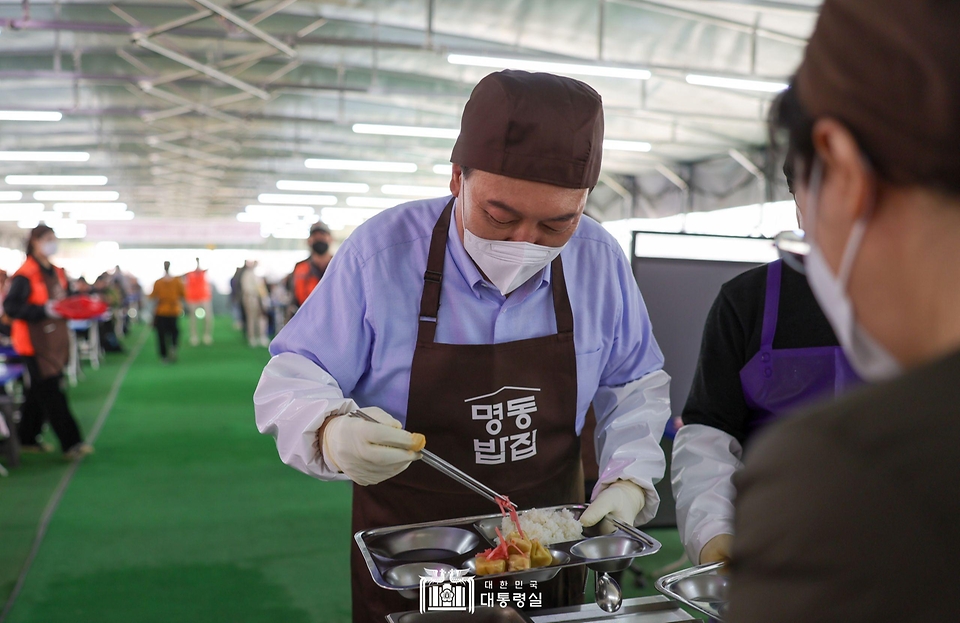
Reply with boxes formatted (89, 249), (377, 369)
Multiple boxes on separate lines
(595, 570), (623, 613)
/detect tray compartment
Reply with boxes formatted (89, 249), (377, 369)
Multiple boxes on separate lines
(384, 562), (458, 599)
(655, 561), (728, 621)
(368, 526), (481, 562)
(569, 535), (646, 572)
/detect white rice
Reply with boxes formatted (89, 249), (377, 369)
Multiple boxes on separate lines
(498, 508), (583, 545)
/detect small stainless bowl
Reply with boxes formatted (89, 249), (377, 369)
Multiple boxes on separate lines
(570, 536), (644, 572)
(669, 574), (729, 603)
(462, 549), (569, 582)
(368, 527), (480, 562)
(385, 562), (456, 600)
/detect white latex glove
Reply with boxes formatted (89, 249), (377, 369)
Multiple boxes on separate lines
(321, 406), (424, 486)
(44, 300), (62, 319)
(580, 480), (646, 530)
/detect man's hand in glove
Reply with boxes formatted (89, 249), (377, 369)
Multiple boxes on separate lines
(579, 480), (646, 531)
(321, 407), (425, 486)
(699, 533), (733, 565)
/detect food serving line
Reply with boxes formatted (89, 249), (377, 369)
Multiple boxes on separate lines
(346, 411), (728, 622)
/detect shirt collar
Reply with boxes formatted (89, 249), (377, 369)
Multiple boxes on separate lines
(444, 197), (552, 299)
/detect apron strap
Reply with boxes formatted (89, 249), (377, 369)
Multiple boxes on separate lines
(417, 198), (456, 343)
(551, 256), (574, 336)
(760, 259), (782, 348)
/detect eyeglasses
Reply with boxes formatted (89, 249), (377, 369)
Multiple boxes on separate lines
(773, 229), (809, 274)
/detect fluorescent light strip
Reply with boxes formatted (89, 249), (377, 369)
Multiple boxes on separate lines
(245, 204), (316, 217)
(257, 193), (337, 206)
(320, 207), (383, 226)
(345, 197), (406, 209)
(53, 202), (127, 212)
(433, 164), (453, 176)
(0, 191), (23, 201)
(6, 175), (107, 186)
(0, 203), (45, 221)
(276, 180), (370, 193)
(448, 54), (651, 80)
(634, 232), (778, 263)
(304, 159), (418, 173)
(34, 190), (120, 201)
(352, 124), (460, 140)
(0, 151), (90, 162)
(52, 223), (87, 238)
(0, 111), (62, 121)
(685, 74), (788, 93)
(70, 211), (135, 221)
(380, 185), (450, 197)
(603, 139), (652, 153)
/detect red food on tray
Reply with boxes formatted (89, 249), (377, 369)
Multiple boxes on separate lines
(52, 296), (109, 320)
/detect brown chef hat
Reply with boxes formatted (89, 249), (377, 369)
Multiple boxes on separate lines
(451, 70), (604, 189)
(795, 0), (960, 190)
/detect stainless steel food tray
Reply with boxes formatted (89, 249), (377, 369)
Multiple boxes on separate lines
(655, 562), (728, 621)
(355, 505), (662, 598)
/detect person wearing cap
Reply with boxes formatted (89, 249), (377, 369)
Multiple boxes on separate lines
(671, 160), (862, 567)
(255, 70), (671, 620)
(727, 1), (960, 621)
(290, 222), (333, 308)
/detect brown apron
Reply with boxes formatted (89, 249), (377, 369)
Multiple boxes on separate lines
(350, 199), (586, 622)
(28, 271), (69, 380)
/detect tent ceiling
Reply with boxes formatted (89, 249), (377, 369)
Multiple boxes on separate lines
(0, 0), (821, 229)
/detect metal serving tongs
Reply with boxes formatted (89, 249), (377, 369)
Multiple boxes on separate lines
(347, 409), (516, 510)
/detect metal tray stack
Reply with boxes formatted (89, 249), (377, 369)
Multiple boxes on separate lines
(655, 562), (729, 621)
(355, 505), (662, 599)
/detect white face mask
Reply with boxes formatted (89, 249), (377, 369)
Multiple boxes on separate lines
(804, 159), (902, 382)
(40, 240), (58, 257)
(459, 195), (567, 296)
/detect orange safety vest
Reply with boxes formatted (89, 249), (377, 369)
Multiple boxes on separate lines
(11, 256), (68, 357)
(184, 269), (211, 303)
(293, 259), (324, 306)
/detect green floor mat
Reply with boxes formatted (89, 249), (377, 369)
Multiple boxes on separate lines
(1, 324), (147, 607)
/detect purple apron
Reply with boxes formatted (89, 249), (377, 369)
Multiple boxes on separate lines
(740, 260), (861, 436)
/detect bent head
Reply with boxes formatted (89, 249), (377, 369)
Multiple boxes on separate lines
(451, 166), (587, 248)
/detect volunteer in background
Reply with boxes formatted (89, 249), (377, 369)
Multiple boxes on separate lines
(291, 222), (333, 307)
(184, 258), (214, 346)
(150, 261), (185, 364)
(728, 1), (960, 621)
(4, 225), (93, 458)
(671, 161), (861, 566)
(255, 70), (671, 621)
(240, 260), (268, 348)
